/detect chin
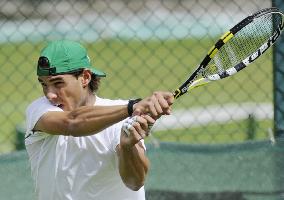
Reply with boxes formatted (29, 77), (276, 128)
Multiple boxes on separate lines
(63, 106), (75, 111)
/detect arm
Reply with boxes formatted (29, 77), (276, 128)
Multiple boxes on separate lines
(35, 105), (129, 136)
(116, 91), (174, 190)
(34, 91), (174, 137)
(117, 142), (149, 191)
(116, 116), (151, 191)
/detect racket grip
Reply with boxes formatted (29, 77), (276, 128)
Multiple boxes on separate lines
(148, 123), (154, 131)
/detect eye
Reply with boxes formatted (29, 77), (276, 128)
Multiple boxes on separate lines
(40, 82), (47, 87)
(54, 82), (64, 88)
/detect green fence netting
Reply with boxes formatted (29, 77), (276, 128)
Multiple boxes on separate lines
(145, 141), (284, 200)
(1, 141), (284, 200)
(0, 151), (34, 200)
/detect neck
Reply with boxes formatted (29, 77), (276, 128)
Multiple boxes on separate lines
(84, 92), (96, 106)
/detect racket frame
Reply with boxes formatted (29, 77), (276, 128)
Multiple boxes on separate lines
(173, 7), (284, 99)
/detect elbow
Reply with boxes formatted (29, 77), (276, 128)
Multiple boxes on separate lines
(129, 185), (144, 191)
(121, 175), (146, 191)
(125, 181), (145, 191)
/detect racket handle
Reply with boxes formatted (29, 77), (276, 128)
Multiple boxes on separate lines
(148, 123), (154, 131)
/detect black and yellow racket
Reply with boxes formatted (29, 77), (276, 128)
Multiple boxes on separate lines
(173, 7), (284, 99)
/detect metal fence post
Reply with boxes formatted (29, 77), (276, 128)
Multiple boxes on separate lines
(273, 0), (284, 138)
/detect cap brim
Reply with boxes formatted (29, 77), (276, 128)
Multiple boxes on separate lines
(91, 67), (106, 77)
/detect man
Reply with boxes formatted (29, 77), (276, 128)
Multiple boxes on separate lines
(25, 40), (174, 200)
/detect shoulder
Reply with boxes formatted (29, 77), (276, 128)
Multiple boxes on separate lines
(25, 97), (62, 143)
(25, 96), (62, 131)
(95, 96), (128, 106)
(26, 96), (50, 110)
(26, 96), (49, 109)
(26, 96), (62, 114)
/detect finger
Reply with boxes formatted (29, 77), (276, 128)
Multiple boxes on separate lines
(123, 116), (147, 139)
(122, 123), (131, 136)
(132, 98), (158, 117)
(161, 91), (175, 105)
(130, 116), (150, 138)
(141, 114), (155, 134)
(125, 116), (137, 125)
(164, 107), (172, 115)
(123, 121), (143, 141)
(134, 116), (149, 134)
(145, 98), (158, 118)
(154, 92), (173, 115)
(132, 108), (141, 116)
(132, 91), (174, 117)
(122, 116), (138, 137)
(132, 121), (146, 138)
(166, 94), (174, 106)
(128, 124), (145, 141)
(153, 99), (163, 117)
(141, 114), (155, 124)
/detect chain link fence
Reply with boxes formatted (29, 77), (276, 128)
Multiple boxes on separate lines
(0, 0), (277, 153)
(1, 1), (284, 200)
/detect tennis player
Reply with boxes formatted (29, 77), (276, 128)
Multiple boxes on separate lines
(25, 40), (174, 200)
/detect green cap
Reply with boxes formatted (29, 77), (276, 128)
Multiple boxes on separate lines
(37, 40), (106, 77)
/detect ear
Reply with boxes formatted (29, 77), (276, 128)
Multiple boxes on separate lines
(81, 69), (92, 88)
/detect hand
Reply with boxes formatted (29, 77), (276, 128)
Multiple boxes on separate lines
(132, 91), (174, 119)
(120, 115), (155, 148)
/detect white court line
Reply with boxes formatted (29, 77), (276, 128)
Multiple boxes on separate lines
(151, 102), (273, 131)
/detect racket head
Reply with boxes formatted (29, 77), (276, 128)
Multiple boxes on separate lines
(174, 7), (284, 99)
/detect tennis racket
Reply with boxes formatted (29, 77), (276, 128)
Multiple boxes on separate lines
(173, 7), (284, 99)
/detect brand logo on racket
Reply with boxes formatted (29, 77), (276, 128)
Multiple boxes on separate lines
(244, 21), (284, 65)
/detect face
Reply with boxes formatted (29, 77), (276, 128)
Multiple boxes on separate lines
(38, 71), (91, 111)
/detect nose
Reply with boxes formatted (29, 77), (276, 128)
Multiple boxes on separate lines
(45, 88), (58, 103)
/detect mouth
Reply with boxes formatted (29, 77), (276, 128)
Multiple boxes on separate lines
(54, 104), (63, 109)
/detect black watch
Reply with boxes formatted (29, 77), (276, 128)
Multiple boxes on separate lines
(127, 98), (142, 116)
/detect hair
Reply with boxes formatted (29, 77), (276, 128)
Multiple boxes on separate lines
(89, 74), (101, 92)
(71, 69), (101, 93)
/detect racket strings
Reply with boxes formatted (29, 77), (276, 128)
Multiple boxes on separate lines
(202, 12), (283, 78)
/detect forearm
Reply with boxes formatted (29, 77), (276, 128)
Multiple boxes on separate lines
(35, 105), (129, 136)
(117, 143), (149, 191)
(67, 105), (129, 136)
